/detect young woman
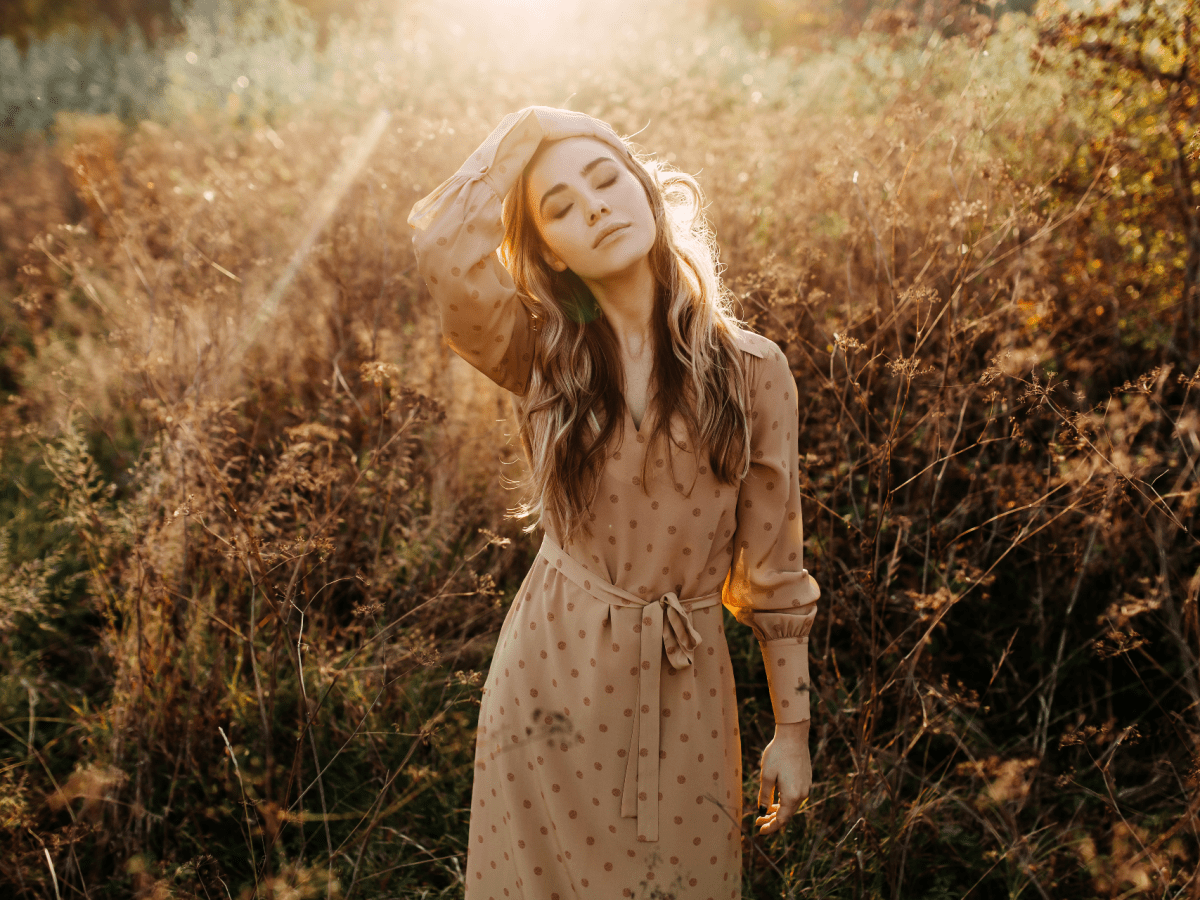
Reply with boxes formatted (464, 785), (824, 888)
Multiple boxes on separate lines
(408, 106), (820, 900)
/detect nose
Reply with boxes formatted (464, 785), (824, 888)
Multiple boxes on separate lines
(585, 193), (609, 225)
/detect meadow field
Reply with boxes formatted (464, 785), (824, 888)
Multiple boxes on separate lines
(1, 0), (1198, 896)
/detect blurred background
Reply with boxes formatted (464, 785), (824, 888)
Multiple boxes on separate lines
(1, 0), (1198, 897)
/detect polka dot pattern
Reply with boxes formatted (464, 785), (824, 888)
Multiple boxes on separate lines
(411, 111), (819, 899)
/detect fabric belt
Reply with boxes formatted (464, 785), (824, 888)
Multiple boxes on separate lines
(535, 532), (724, 843)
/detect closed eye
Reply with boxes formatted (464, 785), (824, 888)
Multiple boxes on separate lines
(549, 173), (617, 219)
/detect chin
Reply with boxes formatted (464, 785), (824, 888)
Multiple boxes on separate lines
(607, 236), (656, 276)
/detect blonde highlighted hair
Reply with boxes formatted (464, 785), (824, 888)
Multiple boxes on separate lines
(500, 127), (752, 547)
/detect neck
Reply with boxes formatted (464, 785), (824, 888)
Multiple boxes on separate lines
(583, 256), (656, 360)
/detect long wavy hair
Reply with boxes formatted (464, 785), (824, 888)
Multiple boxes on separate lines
(500, 127), (752, 547)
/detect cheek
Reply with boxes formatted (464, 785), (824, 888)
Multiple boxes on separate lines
(631, 189), (656, 230)
(539, 225), (572, 260)
(632, 195), (657, 243)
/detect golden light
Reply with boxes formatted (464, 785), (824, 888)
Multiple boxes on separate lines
(409, 0), (661, 72)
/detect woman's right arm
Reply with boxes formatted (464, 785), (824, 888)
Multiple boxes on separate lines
(407, 107), (621, 395)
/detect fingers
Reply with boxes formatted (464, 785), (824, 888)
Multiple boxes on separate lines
(753, 795), (807, 836)
(755, 800), (785, 835)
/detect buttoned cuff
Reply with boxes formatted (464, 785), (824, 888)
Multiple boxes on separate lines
(470, 109), (545, 200)
(760, 637), (811, 724)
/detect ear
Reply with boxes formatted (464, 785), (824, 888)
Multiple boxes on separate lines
(543, 251), (568, 272)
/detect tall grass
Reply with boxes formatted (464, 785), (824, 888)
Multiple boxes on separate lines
(0, 0), (1197, 897)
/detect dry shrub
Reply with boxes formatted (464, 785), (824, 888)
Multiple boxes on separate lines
(53, 112), (124, 239)
(2, 90), (532, 896)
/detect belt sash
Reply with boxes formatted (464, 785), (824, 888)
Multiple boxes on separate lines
(536, 533), (723, 843)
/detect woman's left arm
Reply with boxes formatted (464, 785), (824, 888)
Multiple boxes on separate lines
(720, 333), (820, 835)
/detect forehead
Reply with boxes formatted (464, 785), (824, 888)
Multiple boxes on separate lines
(525, 136), (623, 193)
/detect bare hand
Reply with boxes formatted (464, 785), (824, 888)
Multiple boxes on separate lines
(754, 720), (811, 835)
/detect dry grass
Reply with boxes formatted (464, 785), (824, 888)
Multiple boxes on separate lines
(0, 1), (1197, 897)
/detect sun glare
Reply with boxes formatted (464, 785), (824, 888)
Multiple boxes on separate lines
(426, 0), (632, 57)
(473, 0), (587, 10)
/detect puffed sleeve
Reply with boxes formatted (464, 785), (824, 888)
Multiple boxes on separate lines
(407, 106), (626, 395)
(721, 330), (821, 724)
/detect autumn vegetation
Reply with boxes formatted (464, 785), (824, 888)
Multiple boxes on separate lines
(0, 0), (1197, 897)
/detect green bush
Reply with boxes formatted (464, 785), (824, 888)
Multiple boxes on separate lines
(0, 0), (332, 147)
(160, 0), (327, 123)
(0, 25), (163, 146)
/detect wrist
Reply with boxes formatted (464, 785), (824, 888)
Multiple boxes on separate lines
(773, 719), (810, 739)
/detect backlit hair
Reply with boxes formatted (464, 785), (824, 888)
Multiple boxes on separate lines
(500, 127), (752, 548)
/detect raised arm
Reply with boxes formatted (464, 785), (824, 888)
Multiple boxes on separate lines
(407, 107), (624, 394)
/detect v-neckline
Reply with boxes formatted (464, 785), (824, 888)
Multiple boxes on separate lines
(626, 394), (653, 435)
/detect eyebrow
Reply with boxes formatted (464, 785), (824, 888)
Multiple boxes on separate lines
(538, 156), (615, 215)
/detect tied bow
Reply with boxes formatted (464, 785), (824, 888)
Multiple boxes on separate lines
(658, 591), (705, 670)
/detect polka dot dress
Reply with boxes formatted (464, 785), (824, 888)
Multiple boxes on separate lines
(409, 107), (821, 900)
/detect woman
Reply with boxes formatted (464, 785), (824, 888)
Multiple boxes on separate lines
(408, 107), (819, 900)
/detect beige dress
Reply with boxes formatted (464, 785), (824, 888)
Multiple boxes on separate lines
(409, 108), (820, 900)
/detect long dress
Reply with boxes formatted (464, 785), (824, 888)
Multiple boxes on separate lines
(408, 107), (820, 900)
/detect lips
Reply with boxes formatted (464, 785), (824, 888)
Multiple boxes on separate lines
(593, 223), (629, 248)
